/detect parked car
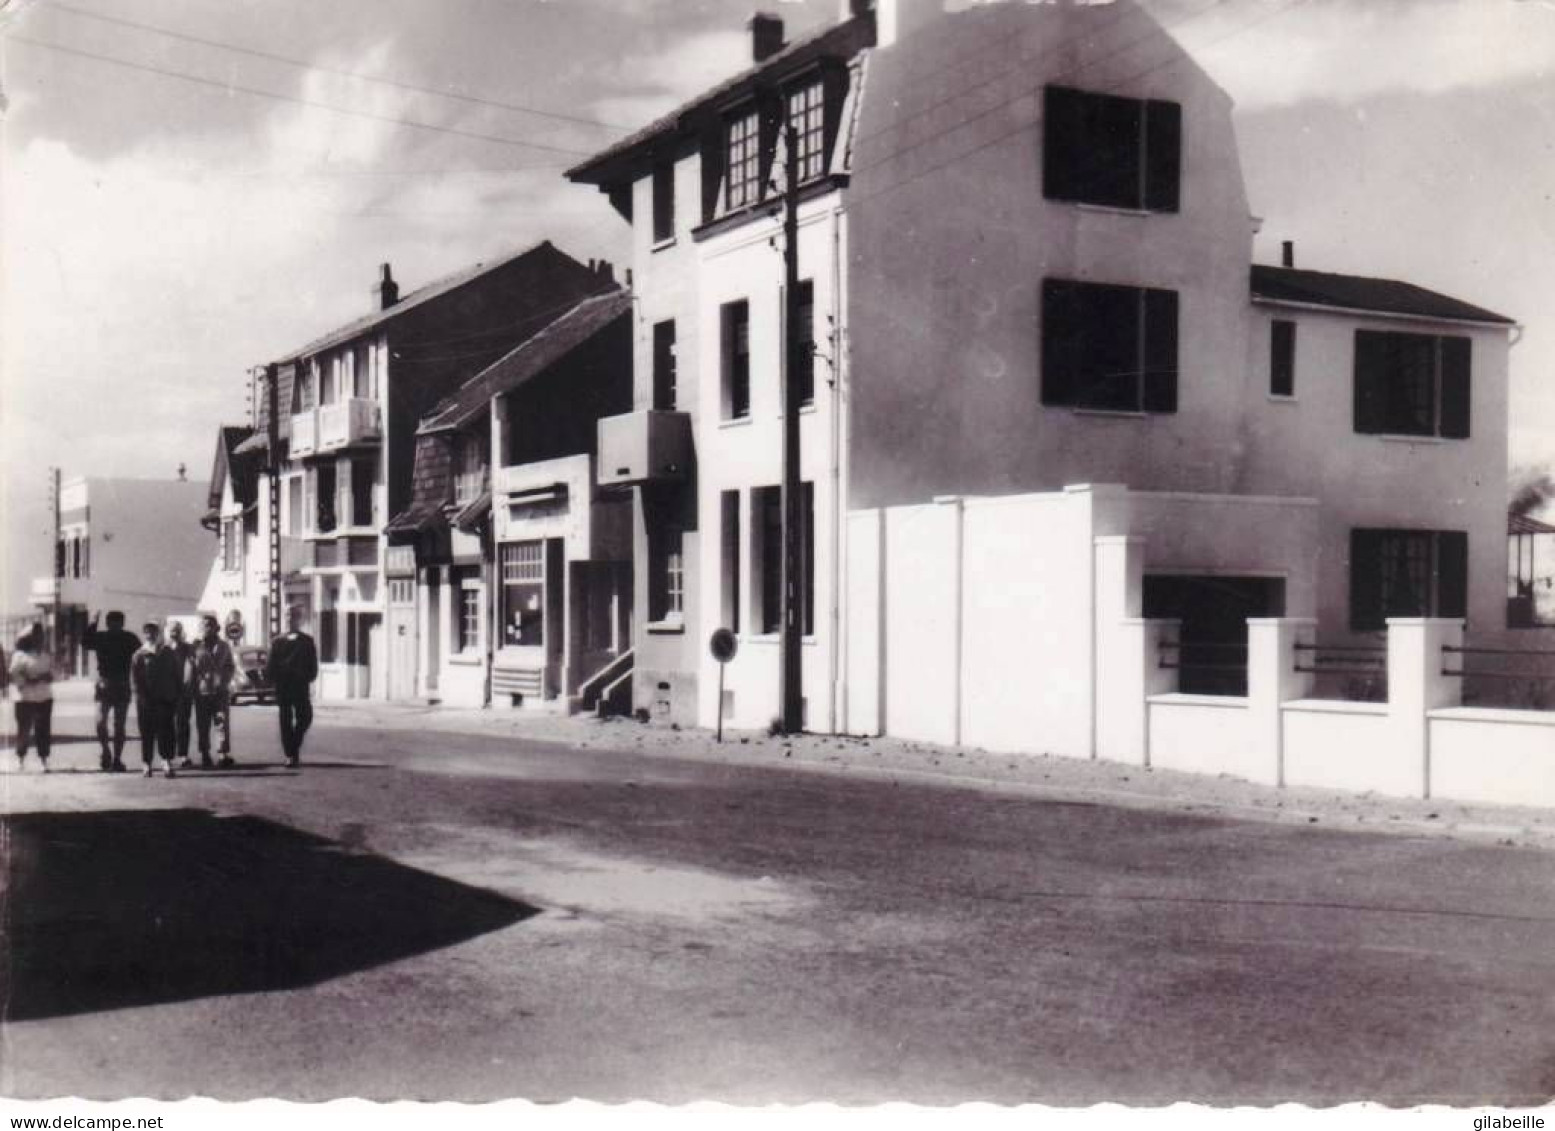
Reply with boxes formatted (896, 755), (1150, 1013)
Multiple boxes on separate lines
(230, 645), (273, 705)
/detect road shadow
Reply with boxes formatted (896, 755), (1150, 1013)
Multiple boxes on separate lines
(1, 808), (539, 1022)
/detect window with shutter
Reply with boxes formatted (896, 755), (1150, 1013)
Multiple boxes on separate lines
(1353, 330), (1471, 438)
(1041, 278), (1178, 414)
(1043, 86), (1182, 213)
(1350, 528), (1470, 631)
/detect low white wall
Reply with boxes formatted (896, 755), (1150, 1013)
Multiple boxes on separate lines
(881, 502), (961, 746)
(1147, 695), (1256, 778)
(1282, 699), (1408, 795)
(439, 656), (486, 708)
(1429, 708), (1555, 808)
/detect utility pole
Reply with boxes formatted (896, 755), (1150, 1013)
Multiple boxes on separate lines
(266, 363), (282, 643)
(779, 121), (805, 733)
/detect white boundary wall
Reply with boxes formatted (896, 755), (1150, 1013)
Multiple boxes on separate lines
(846, 484), (1555, 809)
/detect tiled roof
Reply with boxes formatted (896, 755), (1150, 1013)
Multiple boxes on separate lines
(386, 433), (454, 541)
(1251, 266), (1514, 326)
(566, 13), (875, 185)
(276, 240), (563, 363)
(419, 290), (632, 434)
(1510, 512), (1555, 536)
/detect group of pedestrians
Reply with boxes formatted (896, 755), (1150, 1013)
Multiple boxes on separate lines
(7, 605), (319, 776)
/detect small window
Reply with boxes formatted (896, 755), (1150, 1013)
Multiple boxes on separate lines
(319, 608), (339, 663)
(1353, 331), (1470, 439)
(792, 280), (815, 407)
(1270, 320), (1296, 398)
(649, 526), (685, 623)
(350, 457), (375, 527)
(722, 300), (751, 419)
(753, 483), (814, 635)
(726, 110), (763, 210)
(786, 79), (826, 183)
(314, 462), (337, 534)
(652, 161), (675, 243)
(286, 477), (303, 537)
(1349, 528), (1469, 631)
(457, 574), (483, 653)
(499, 541), (544, 647)
(1043, 85), (1181, 212)
(222, 518), (243, 572)
(352, 342), (372, 399)
(454, 432), (488, 505)
(1041, 278), (1178, 413)
(652, 320), (678, 411)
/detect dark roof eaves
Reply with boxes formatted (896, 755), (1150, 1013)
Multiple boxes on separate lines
(1250, 265), (1515, 327)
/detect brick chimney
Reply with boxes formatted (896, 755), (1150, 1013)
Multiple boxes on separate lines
(377, 263), (399, 310)
(749, 13), (784, 62)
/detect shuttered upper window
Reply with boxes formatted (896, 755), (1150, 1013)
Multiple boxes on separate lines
(1043, 85), (1181, 212)
(1349, 529), (1468, 631)
(1353, 331), (1470, 438)
(1041, 278), (1179, 413)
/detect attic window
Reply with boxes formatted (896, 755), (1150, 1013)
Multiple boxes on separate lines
(786, 78), (826, 182)
(726, 110), (763, 209)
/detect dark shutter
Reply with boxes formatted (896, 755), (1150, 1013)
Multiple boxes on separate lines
(1144, 99), (1182, 213)
(1142, 288), (1179, 414)
(1041, 279), (1080, 406)
(1436, 531), (1468, 620)
(1042, 86), (1083, 203)
(1353, 331), (1387, 434)
(1439, 336), (1471, 439)
(1349, 529), (1385, 631)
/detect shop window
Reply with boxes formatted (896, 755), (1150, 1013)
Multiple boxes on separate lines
(500, 541), (545, 647)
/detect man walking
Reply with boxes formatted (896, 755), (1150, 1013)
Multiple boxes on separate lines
(192, 615), (237, 770)
(130, 621), (181, 778)
(82, 610), (139, 772)
(166, 620), (196, 769)
(268, 605), (318, 768)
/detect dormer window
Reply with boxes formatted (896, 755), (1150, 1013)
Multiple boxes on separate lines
(726, 110), (763, 209)
(786, 78), (827, 183)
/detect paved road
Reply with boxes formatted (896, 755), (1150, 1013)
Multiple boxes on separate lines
(3, 701), (1553, 1105)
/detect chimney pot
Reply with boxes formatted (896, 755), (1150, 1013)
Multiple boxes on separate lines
(1281, 240), (1295, 269)
(749, 12), (785, 62)
(377, 262), (399, 309)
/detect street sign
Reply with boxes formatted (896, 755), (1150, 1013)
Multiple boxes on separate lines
(709, 629), (738, 741)
(709, 628), (738, 664)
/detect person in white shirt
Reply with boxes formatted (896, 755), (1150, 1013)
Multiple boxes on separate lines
(9, 624), (55, 772)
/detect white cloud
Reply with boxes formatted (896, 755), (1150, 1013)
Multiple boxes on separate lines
(1168, 0), (1555, 110)
(587, 28), (750, 128)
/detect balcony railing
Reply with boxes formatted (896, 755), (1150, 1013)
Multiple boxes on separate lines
(290, 409), (318, 457)
(318, 397), (382, 451)
(597, 410), (693, 488)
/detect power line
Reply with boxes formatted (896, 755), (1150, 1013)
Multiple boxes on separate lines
(42, 0), (632, 133)
(2, 32), (602, 156)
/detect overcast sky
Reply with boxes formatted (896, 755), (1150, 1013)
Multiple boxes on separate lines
(4, 0), (1554, 613)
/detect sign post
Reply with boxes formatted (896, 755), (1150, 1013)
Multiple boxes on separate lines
(709, 628), (738, 743)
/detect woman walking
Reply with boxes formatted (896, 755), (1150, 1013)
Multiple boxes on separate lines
(10, 625), (55, 772)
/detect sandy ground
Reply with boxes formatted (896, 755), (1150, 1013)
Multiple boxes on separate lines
(300, 693), (1555, 851)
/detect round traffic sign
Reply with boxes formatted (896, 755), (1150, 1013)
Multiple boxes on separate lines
(709, 628), (738, 664)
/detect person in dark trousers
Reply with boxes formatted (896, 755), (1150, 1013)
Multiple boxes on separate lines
(130, 621), (181, 778)
(83, 610), (139, 772)
(268, 605), (318, 768)
(192, 616), (236, 769)
(166, 619), (196, 769)
(10, 625), (55, 772)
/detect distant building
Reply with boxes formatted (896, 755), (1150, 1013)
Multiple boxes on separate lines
(30, 475), (209, 674)
(234, 243), (618, 702)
